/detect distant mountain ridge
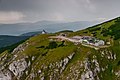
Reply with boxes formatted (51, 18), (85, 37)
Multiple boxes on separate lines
(0, 21), (97, 36)
(0, 35), (28, 48)
(0, 30), (46, 48)
(20, 31), (42, 36)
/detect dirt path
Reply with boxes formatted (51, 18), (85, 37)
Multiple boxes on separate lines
(49, 36), (110, 50)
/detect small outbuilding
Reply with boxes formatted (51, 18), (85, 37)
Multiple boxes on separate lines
(95, 40), (105, 46)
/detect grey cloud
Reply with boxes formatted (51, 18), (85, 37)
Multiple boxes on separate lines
(0, 0), (120, 23)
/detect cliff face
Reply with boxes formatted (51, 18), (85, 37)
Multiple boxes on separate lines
(0, 17), (120, 80)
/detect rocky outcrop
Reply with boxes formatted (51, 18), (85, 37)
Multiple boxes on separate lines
(81, 58), (100, 80)
(12, 42), (29, 54)
(0, 42), (29, 80)
(27, 53), (75, 80)
(0, 70), (12, 80)
(9, 58), (28, 79)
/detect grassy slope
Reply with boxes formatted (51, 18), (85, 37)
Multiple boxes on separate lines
(69, 17), (120, 41)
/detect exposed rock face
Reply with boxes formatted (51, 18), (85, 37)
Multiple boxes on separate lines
(27, 53), (75, 80)
(59, 56), (100, 80)
(81, 58), (100, 80)
(0, 70), (12, 80)
(12, 42), (29, 54)
(0, 43), (29, 80)
(9, 58), (28, 79)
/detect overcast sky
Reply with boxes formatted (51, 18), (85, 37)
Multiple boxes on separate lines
(0, 0), (120, 24)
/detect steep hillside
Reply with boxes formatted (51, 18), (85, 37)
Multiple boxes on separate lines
(0, 35), (29, 48)
(0, 17), (120, 80)
(0, 30), (44, 48)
